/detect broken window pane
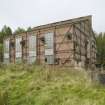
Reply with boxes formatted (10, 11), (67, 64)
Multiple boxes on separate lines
(45, 55), (54, 64)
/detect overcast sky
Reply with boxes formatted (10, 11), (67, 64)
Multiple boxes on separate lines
(0, 0), (104, 33)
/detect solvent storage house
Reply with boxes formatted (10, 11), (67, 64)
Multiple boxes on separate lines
(3, 15), (96, 69)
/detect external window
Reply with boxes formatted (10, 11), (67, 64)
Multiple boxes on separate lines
(15, 37), (22, 63)
(28, 35), (36, 64)
(87, 40), (90, 58)
(45, 33), (54, 49)
(4, 39), (10, 63)
(45, 32), (54, 64)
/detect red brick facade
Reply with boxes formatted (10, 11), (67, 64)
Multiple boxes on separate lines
(3, 16), (96, 69)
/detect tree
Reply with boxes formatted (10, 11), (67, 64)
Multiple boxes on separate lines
(13, 27), (25, 34)
(27, 27), (32, 31)
(0, 25), (12, 62)
(96, 32), (105, 68)
(0, 44), (3, 62)
(0, 25), (12, 43)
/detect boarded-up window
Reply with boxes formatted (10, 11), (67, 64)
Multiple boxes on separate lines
(15, 37), (22, 63)
(4, 39), (10, 63)
(28, 35), (36, 63)
(45, 32), (54, 64)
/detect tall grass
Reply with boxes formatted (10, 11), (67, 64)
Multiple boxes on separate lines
(0, 64), (105, 105)
(0, 90), (8, 105)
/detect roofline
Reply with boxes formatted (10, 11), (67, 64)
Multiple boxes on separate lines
(4, 15), (92, 40)
(32, 15), (92, 30)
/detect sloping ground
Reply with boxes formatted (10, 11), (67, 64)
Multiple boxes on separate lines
(0, 64), (105, 105)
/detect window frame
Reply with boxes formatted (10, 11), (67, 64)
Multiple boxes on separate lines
(28, 34), (37, 64)
(15, 36), (22, 63)
(4, 39), (10, 63)
(45, 33), (54, 49)
(44, 32), (54, 64)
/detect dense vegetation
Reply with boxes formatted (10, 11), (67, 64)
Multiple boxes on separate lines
(96, 32), (105, 67)
(0, 64), (105, 105)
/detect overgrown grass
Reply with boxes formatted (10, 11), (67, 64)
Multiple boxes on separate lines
(0, 64), (105, 105)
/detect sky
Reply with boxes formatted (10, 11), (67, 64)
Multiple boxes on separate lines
(0, 0), (104, 33)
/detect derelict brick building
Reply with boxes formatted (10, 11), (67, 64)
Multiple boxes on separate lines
(3, 16), (96, 69)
